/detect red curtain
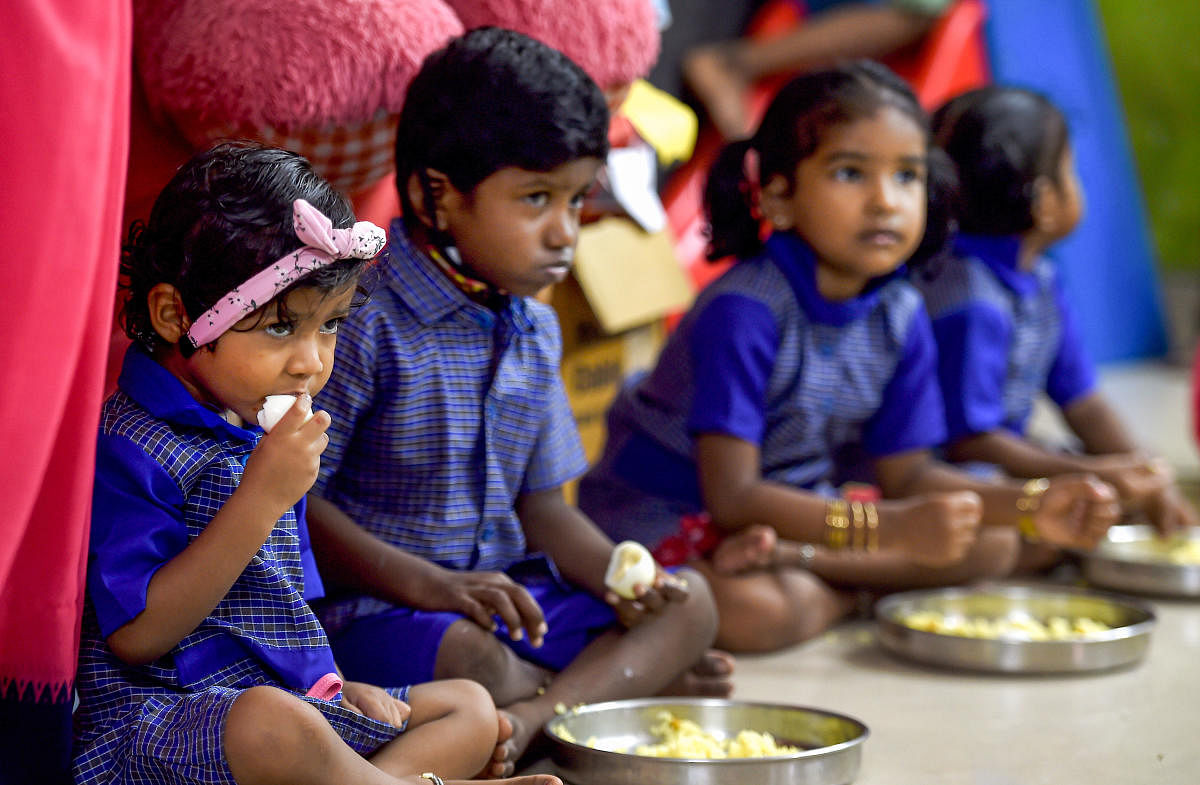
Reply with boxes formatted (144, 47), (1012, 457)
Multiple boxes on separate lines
(0, 1), (131, 780)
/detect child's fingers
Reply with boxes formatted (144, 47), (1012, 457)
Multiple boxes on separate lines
(505, 583), (548, 647)
(458, 596), (502, 634)
(269, 393), (315, 432)
(481, 590), (526, 642)
(655, 572), (690, 603)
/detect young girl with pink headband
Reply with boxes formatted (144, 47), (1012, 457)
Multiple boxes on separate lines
(75, 142), (561, 785)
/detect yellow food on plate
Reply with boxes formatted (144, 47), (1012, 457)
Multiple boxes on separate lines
(1165, 538), (1200, 565)
(636, 711), (798, 759)
(551, 710), (799, 758)
(901, 610), (1111, 641)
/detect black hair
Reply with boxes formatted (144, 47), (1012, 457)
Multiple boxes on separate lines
(704, 60), (955, 267)
(395, 26), (609, 230)
(121, 142), (367, 357)
(121, 142), (368, 357)
(932, 85), (1069, 235)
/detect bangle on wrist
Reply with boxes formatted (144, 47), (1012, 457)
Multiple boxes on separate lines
(824, 498), (850, 550)
(420, 774), (445, 785)
(1016, 478), (1050, 541)
(850, 501), (866, 551)
(864, 502), (879, 553)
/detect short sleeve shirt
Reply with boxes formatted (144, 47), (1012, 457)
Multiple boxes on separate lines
(79, 345), (339, 740)
(580, 232), (946, 544)
(915, 233), (1097, 440)
(313, 223), (587, 629)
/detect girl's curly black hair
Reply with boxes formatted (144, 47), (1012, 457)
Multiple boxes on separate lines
(121, 142), (369, 357)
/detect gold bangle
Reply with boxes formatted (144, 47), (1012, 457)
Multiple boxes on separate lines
(850, 501), (866, 551)
(825, 498), (850, 550)
(1016, 478), (1050, 541)
(864, 502), (879, 552)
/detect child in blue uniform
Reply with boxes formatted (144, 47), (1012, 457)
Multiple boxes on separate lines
(578, 62), (1122, 653)
(308, 28), (726, 774)
(77, 143), (560, 785)
(916, 85), (1197, 536)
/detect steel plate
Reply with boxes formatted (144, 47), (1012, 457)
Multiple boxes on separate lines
(544, 697), (868, 785)
(1083, 524), (1200, 597)
(875, 584), (1155, 673)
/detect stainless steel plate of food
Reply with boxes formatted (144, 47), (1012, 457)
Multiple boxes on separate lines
(875, 583), (1156, 673)
(1083, 524), (1200, 597)
(544, 697), (868, 785)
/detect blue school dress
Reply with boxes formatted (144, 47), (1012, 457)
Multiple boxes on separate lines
(577, 232), (947, 551)
(74, 345), (407, 785)
(312, 223), (614, 686)
(913, 233), (1096, 443)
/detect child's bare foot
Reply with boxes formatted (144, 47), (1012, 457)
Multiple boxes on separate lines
(712, 524), (776, 574)
(658, 648), (735, 697)
(476, 710), (518, 778)
(494, 703), (543, 775)
(683, 44), (753, 140)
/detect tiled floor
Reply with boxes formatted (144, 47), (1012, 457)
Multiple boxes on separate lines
(536, 361), (1200, 784)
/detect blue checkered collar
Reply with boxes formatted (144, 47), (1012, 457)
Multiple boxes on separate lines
(764, 231), (906, 326)
(117, 343), (259, 445)
(952, 233), (1040, 297)
(382, 220), (537, 334)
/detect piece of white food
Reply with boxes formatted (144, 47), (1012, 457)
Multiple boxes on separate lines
(257, 394), (313, 432)
(605, 540), (657, 600)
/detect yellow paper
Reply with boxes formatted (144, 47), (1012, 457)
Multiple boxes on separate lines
(620, 79), (698, 166)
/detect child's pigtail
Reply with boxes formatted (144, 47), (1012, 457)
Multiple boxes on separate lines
(704, 139), (764, 262)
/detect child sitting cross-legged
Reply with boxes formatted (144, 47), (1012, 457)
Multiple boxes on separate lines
(75, 142), (560, 785)
(307, 27), (730, 776)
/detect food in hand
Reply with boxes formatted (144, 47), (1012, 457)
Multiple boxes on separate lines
(257, 394), (313, 432)
(605, 540), (657, 600)
(902, 610), (1111, 641)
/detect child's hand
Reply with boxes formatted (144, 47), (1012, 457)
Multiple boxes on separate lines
(880, 492), (982, 567)
(1092, 452), (1173, 508)
(339, 681), (411, 728)
(605, 568), (689, 629)
(1143, 484), (1200, 537)
(240, 394), (330, 511)
(1030, 474), (1121, 549)
(428, 566), (548, 648)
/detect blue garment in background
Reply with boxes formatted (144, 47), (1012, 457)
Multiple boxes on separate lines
(915, 234), (1096, 442)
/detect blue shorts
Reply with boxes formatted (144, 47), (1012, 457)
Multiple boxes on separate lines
(328, 555), (617, 685)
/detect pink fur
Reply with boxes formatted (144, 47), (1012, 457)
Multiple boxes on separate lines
(444, 0), (660, 89)
(134, 0), (463, 129)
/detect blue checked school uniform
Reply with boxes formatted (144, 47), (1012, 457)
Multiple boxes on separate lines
(74, 345), (408, 785)
(578, 232), (947, 550)
(312, 222), (613, 686)
(913, 234), (1096, 443)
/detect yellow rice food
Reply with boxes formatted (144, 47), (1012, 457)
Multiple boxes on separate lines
(1164, 538), (1200, 565)
(901, 611), (1111, 640)
(552, 710), (799, 759)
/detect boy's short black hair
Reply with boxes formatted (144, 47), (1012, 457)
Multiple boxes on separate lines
(395, 26), (609, 227)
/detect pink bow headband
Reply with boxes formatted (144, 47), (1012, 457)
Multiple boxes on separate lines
(186, 199), (386, 348)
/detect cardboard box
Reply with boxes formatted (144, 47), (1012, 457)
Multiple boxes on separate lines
(552, 217), (694, 499)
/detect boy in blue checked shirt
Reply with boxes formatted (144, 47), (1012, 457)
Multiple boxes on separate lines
(308, 28), (731, 776)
